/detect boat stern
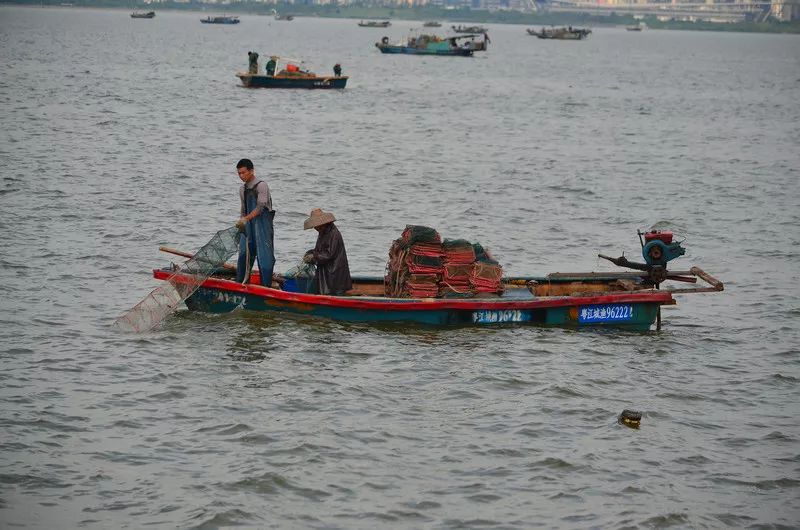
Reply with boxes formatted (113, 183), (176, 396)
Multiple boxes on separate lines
(236, 72), (253, 87)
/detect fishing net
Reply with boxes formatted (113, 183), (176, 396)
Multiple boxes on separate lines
(281, 258), (317, 294)
(385, 226), (505, 298)
(283, 257), (316, 280)
(114, 226), (241, 333)
(401, 225), (441, 245)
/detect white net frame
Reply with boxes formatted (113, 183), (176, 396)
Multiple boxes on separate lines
(114, 226), (241, 333)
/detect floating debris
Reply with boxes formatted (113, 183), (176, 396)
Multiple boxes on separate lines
(619, 409), (642, 429)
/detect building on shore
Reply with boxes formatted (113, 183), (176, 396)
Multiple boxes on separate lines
(771, 0), (800, 20)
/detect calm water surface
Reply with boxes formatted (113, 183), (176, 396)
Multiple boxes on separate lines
(1, 6), (799, 528)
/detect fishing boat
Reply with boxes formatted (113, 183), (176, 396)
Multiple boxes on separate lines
(201, 15), (240, 25)
(423, 21), (442, 27)
(150, 230), (723, 331)
(375, 32), (489, 56)
(526, 26), (591, 40)
(359, 20), (391, 28)
(626, 23), (646, 31)
(236, 57), (347, 89)
(452, 24), (487, 33)
(130, 11), (155, 19)
(272, 9), (294, 21)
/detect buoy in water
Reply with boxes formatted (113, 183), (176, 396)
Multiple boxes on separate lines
(618, 409), (642, 429)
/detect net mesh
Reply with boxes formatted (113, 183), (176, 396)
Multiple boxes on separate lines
(114, 226), (241, 333)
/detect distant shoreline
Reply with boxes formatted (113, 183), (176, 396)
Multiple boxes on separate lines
(3, 1), (799, 34)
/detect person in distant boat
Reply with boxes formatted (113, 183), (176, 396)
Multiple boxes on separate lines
(247, 51), (259, 74)
(302, 208), (352, 296)
(265, 56), (277, 77)
(333, 63), (342, 77)
(235, 159), (275, 287)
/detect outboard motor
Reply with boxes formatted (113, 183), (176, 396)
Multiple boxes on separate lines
(641, 230), (685, 268)
(599, 229), (686, 285)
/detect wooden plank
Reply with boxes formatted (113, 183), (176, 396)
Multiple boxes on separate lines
(691, 266), (724, 291)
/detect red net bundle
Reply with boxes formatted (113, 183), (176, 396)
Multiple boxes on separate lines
(385, 226), (443, 298)
(405, 242), (443, 274)
(405, 273), (439, 298)
(470, 243), (503, 294)
(384, 239), (408, 297)
(385, 226), (503, 298)
(471, 262), (503, 294)
(401, 225), (441, 245)
(442, 239), (475, 264)
(439, 239), (477, 298)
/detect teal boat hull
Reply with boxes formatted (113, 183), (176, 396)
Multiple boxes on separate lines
(157, 270), (669, 331)
(376, 44), (473, 56)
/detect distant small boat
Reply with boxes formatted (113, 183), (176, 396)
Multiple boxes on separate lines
(201, 15), (240, 25)
(272, 9), (294, 21)
(358, 20), (391, 28)
(130, 11), (155, 19)
(423, 21), (442, 27)
(452, 25), (487, 33)
(626, 23), (646, 31)
(237, 57), (348, 89)
(376, 32), (489, 56)
(526, 27), (591, 40)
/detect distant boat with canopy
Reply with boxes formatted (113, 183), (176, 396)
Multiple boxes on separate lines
(375, 31), (489, 56)
(526, 26), (591, 40)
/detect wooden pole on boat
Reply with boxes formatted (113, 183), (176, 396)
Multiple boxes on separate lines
(656, 283), (662, 331)
(159, 245), (286, 286)
(690, 266), (724, 291)
(159, 246), (236, 271)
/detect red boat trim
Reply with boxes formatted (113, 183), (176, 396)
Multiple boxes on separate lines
(154, 270), (675, 311)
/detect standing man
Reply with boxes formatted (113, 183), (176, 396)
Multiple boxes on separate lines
(235, 159), (275, 287)
(247, 51), (259, 74)
(333, 63), (342, 77)
(303, 208), (352, 296)
(265, 56), (277, 77)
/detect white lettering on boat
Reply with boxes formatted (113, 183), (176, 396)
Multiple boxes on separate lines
(578, 304), (634, 323)
(472, 309), (527, 324)
(212, 290), (246, 306)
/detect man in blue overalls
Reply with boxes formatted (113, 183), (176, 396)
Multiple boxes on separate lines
(235, 158), (275, 287)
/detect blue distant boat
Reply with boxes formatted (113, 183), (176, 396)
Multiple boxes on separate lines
(201, 15), (240, 25)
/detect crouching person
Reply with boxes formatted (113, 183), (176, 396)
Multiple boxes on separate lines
(303, 208), (352, 295)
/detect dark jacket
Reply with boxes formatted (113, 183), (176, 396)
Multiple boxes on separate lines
(311, 223), (352, 295)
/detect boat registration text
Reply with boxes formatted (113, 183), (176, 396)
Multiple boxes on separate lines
(472, 309), (530, 324)
(578, 304), (634, 323)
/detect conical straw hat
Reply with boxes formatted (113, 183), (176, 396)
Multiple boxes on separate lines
(304, 208), (336, 230)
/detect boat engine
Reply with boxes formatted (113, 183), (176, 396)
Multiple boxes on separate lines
(642, 230), (685, 268)
(598, 230), (686, 284)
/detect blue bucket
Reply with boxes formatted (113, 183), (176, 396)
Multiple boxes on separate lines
(283, 277), (313, 293)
